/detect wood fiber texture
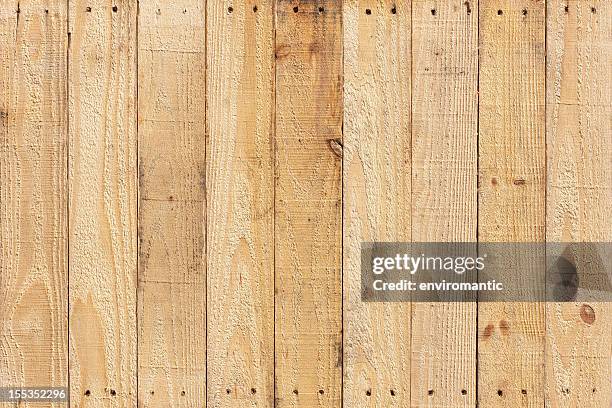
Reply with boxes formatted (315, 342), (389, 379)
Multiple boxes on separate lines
(546, 0), (611, 406)
(0, 2), (68, 406)
(411, 0), (478, 406)
(274, 2), (343, 407)
(206, 1), (274, 407)
(478, 0), (547, 407)
(0, 1), (609, 408)
(68, 1), (138, 406)
(138, 1), (206, 407)
(343, 1), (411, 407)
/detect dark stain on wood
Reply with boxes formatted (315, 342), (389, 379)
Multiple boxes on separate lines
(580, 304), (595, 325)
(483, 323), (495, 339)
(275, 44), (291, 60)
(309, 42), (321, 54)
(499, 320), (510, 336)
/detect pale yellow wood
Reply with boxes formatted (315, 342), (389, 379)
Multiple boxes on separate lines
(68, 1), (138, 406)
(274, 1), (343, 407)
(1, 2), (610, 406)
(206, 1), (275, 407)
(137, 2), (206, 406)
(546, 0), (612, 406)
(478, 1), (546, 406)
(0, 0), (68, 401)
(343, 1), (411, 407)
(410, 0), (478, 406)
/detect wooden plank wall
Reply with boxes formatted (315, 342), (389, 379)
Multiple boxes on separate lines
(0, 1), (610, 407)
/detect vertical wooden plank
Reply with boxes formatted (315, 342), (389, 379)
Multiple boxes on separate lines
(138, 2), (206, 406)
(343, 1), (411, 407)
(410, 0), (478, 406)
(0, 0), (68, 397)
(274, 2), (343, 407)
(478, 0), (546, 406)
(546, 0), (611, 406)
(206, 1), (274, 407)
(68, 1), (137, 405)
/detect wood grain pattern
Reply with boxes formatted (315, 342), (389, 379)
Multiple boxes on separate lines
(410, 0), (478, 406)
(274, 2), (343, 407)
(478, 1), (546, 406)
(206, 1), (275, 407)
(68, 1), (138, 406)
(0, 0), (68, 400)
(343, 1), (411, 407)
(138, 2), (206, 407)
(0, 2), (610, 407)
(546, 0), (611, 406)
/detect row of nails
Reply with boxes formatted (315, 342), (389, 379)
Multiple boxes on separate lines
(16, 5), (597, 15)
(81, 386), (598, 398)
